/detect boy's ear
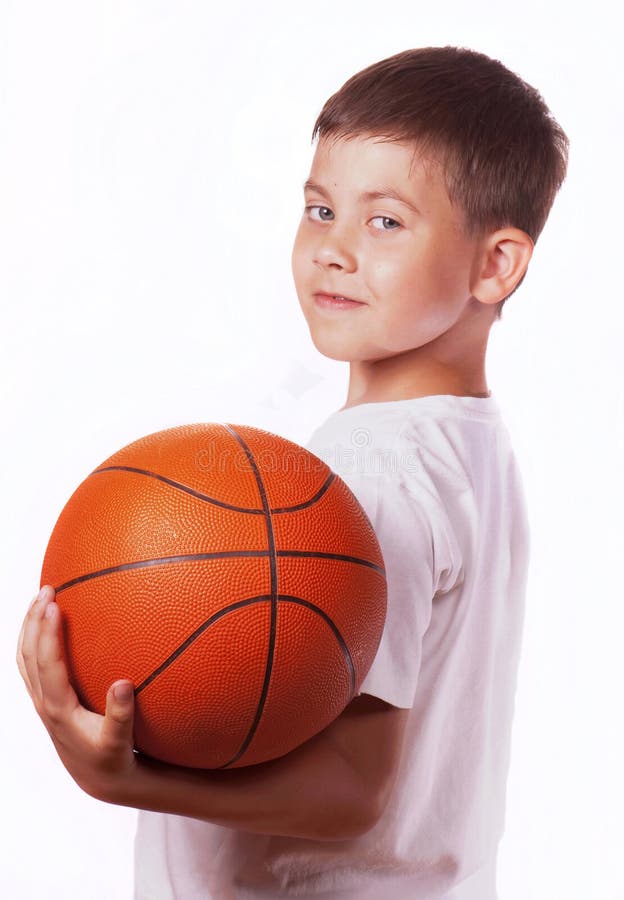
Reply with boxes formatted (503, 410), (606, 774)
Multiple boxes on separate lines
(470, 227), (534, 305)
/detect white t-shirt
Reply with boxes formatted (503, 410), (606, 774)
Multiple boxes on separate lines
(134, 393), (530, 899)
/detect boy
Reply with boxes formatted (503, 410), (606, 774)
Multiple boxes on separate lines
(17, 46), (568, 898)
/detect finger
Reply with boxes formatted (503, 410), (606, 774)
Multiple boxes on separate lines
(20, 585), (55, 705)
(16, 592), (39, 696)
(101, 681), (135, 751)
(37, 598), (80, 726)
(16, 627), (32, 698)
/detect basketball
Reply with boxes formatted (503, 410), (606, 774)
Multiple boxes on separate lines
(40, 423), (387, 769)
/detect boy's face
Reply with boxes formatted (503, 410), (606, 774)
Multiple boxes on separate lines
(291, 133), (483, 364)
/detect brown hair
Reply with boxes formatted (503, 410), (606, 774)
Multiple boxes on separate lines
(312, 47), (569, 319)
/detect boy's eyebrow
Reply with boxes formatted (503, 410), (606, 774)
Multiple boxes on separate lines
(303, 180), (420, 214)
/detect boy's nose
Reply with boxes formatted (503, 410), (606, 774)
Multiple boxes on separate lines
(313, 227), (357, 272)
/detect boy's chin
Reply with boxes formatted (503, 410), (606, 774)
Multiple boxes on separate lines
(308, 335), (365, 363)
(308, 332), (392, 364)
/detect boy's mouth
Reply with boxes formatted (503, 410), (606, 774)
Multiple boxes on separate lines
(314, 292), (365, 307)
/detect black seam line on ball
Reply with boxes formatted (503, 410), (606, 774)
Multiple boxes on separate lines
(133, 593), (357, 770)
(53, 550), (386, 595)
(134, 594), (356, 699)
(220, 424), (279, 768)
(91, 466), (265, 513)
(271, 472), (335, 512)
(54, 551), (271, 593)
(279, 550), (385, 578)
(90, 465), (336, 515)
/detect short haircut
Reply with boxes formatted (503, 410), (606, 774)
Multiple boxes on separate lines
(311, 47), (569, 319)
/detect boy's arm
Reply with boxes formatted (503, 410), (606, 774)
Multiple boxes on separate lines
(17, 587), (410, 842)
(119, 690), (408, 841)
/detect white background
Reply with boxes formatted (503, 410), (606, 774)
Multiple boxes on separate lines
(1, 1), (622, 897)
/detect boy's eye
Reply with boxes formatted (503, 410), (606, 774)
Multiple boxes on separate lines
(305, 205), (334, 222)
(305, 206), (401, 231)
(370, 215), (401, 231)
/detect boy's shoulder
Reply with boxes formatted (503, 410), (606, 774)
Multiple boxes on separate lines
(306, 392), (513, 569)
(306, 393), (504, 486)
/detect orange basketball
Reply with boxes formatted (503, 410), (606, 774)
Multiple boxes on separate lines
(40, 423), (387, 769)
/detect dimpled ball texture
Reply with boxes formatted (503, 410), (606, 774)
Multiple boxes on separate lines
(41, 423), (387, 769)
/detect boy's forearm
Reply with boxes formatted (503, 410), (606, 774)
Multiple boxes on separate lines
(104, 728), (373, 842)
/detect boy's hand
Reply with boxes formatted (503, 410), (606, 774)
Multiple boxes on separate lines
(16, 585), (138, 802)
(16, 587), (409, 841)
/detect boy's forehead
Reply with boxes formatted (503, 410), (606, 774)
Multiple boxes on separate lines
(309, 133), (442, 188)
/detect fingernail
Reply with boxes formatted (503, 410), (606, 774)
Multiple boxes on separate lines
(30, 586), (47, 608)
(114, 682), (133, 702)
(44, 601), (57, 620)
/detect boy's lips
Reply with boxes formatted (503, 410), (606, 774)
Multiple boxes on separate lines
(314, 292), (366, 306)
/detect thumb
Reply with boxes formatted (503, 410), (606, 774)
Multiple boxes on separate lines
(102, 680), (135, 748)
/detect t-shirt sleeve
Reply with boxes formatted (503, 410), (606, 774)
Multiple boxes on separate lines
(353, 467), (442, 710)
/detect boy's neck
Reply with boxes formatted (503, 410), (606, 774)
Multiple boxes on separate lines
(343, 344), (490, 410)
(340, 292), (496, 410)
